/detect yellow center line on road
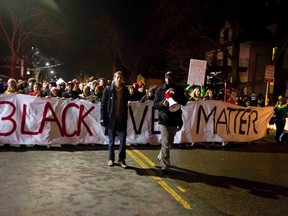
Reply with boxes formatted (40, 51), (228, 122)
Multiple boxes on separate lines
(127, 149), (192, 210)
(130, 149), (156, 167)
(177, 186), (186, 193)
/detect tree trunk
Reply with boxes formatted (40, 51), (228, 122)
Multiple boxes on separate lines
(10, 51), (17, 79)
(34, 68), (41, 82)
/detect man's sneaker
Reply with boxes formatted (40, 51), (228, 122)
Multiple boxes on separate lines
(119, 161), (127, 168)
(279, 133), (284, 143)
(108, 160), (114, 166)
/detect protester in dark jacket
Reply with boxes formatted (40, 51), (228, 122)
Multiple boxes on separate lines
(100, 71), (129, 168)
(154, 71), (187, 175)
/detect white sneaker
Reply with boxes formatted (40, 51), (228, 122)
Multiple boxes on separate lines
(108, 160), (114, 166)
(279, 133), (284, 142)
(157, 153), (162, 161)
(119, 161), (127, 168)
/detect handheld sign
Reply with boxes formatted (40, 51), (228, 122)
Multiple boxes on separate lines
(188, 59), (207, 86)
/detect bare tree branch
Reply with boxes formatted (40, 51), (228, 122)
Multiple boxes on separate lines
(0, 0), (67, 78)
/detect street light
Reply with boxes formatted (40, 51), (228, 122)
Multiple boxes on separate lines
(29, 47), (64, 81)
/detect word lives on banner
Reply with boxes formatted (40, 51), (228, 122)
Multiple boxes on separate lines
(0, 94), (274, 145)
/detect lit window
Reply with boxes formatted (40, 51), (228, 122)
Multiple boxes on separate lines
(272, 47), (277, 61)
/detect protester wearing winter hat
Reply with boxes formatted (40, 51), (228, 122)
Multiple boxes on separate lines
(46, 86), (59, 98)
(250, 93), (258, 107)
(154, 71), (187, 176)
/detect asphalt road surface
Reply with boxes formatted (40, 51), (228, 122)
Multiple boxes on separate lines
(0, 131), (287, 216)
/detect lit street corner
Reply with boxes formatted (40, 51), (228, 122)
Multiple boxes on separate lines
(0, 131), (287, 216)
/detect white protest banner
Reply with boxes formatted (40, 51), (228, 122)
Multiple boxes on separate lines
(188, 59), (207, 86)
(0, 94), (274, 145)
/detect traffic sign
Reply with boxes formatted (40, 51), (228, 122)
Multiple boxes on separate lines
(264, 65), (275, 82)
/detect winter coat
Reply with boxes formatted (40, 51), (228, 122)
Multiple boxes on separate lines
(100, 84), (129, 130)
(154, 83), (187, 127)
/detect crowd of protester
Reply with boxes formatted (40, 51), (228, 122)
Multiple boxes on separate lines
(0, 77), (108, 103)
(0, 77), (281, 107)
(1, 76), (287, 144)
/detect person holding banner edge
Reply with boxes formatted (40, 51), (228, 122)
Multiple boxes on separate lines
(154, 71), (188, 176)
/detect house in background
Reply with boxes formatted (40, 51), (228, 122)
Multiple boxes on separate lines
(205, 19), (288, 101)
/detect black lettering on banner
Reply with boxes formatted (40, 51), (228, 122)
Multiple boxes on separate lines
(249, 110), (258, 134)
(226, 107), (258, 135)
(227, 107), (246, 134)
(239, 109), (250, 135)
(129, 105), (148, 134)
(215, 108), (228, 134)
(227, 107), (237, 134)
(196, 105), (216, 134)
(152, 107), (160, 135)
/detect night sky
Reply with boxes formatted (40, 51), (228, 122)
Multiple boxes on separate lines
(45, 0), (158, 81)
(1, 0), (287, 82)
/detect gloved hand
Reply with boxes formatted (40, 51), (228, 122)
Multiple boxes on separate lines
(100, 120), (107, 127)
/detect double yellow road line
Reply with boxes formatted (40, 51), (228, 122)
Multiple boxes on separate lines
(127, 148), (192, 210)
